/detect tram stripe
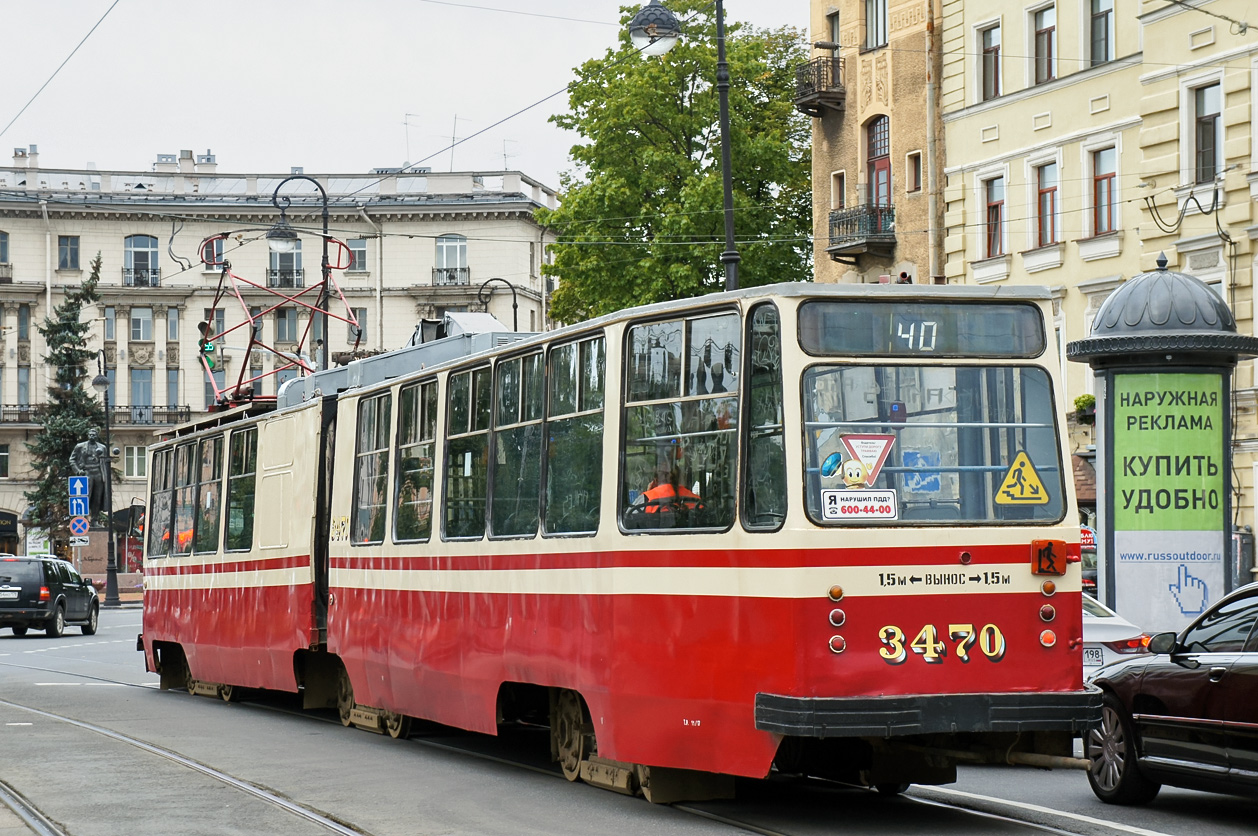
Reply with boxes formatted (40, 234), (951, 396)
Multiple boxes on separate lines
(144, 567), (313, 591)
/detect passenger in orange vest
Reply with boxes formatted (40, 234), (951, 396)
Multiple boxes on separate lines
(643, 464), (700, 512)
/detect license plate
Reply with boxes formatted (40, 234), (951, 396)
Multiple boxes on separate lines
(1083, 647), (1104, 666)
(0, 590), (18, 600)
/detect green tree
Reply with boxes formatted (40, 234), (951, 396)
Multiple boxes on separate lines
(24, 254), (108, 536)
(537, 2), (812, 323)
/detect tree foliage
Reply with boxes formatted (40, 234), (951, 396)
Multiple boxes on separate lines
(24, 253), (107, 533)
(537, 2), (812, 322)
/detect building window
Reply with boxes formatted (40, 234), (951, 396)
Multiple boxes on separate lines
(131, 307), (153, 342)
(0, 444), (8, 478)
(0, 231), (7, 264)
(201, 238), (224, 269)
(167, 369), (179, 407)
(249, 306), (262, 340)
(867, 116), (891, 206)
(434, 234), (468, 285)
(981, 24), (1001, 101)
(131, 368), (153, 411)
(1035, 162), (1058, 247)
(349, 307), (367, 342)
(1091, 0), (1113, 66)
(205, 369), (225, 409)
(125, 446), (147, 478)
(17, 367), (29, 407)
(124, 234), (160, 286)
(1195, 83), (1221, 184)
(269, 242), (303, 288)
(864, 0), (887, 49)
(347, 239), (368, 271)
(167, 309), (178, 341)
(1034, 7), (1056, 85)
(17, 304), (29, 340)
(203, 308), (225, 340)
(831, 171), (846, 209)
(907, 152), (923, 193)
(985, 177), (1005, 258)
(276, 308), (298, 343)
(1092, 148), (1117, 235)
(105, 306), (115, 341)
(58, 236), (80, 270)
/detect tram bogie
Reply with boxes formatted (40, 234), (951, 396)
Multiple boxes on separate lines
(140, 283), (1100, 802)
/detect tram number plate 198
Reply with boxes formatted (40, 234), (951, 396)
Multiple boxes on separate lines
(821, 489), (898, 520)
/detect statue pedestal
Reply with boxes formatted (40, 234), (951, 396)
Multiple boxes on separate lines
(73, 530), (109, 576)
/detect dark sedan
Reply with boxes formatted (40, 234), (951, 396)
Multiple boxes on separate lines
(1086, 581), (1258, 804)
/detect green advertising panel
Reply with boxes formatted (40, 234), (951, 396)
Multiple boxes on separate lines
(1112, 373), (1223, 531)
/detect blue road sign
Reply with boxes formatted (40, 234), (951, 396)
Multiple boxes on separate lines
(69, 496), (89, 517)
(68, 476), (89, 497)
(69, 516), (90, 536)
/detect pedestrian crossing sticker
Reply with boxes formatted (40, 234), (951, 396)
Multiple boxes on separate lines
(995, 452), (1049, 505)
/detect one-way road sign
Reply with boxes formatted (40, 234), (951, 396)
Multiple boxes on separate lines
(69, 476), (89, 497)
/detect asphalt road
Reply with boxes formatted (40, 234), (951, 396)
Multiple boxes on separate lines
(0, 608), (1251, 836)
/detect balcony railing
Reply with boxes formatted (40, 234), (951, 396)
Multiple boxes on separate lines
(0, 263), (12, 282)
(267, 268), (305, 288)
(795, 56), (846, 117)
(433, 266), (470, 286)
(0, 404), (190, 424)
(122, 267), (161, 287)
(827, 204), (896, 261)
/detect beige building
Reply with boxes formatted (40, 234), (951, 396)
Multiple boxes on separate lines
(804, 0), (1258, 541)
(0, 147), (556, 552)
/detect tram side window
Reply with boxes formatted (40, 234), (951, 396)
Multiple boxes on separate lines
(544, 337), (604, 536)
(743, 304), (787, 530)
(491, 352), (543, 538)
(147, 448), (172, 558)
(352, 392), (392, 545)
(621, 313), (739, 531)
(224, 428), (257, 551)
(171, 442), (197, 554)
(444, 367), (491, 539)
(193, 435), (224, 554)
(395, 380), (437, 542)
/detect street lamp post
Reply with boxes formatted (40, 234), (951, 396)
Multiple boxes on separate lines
(90, 351), (119, 608)
(628, 0), (739, 292)
(477, 278), (519, 331)
(267, 176), (330, 371)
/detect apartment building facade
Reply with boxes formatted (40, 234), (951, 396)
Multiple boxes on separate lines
(0, 148), (556, 547)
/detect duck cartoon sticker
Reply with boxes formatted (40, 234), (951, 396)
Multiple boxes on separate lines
(841, 458), (872, 489)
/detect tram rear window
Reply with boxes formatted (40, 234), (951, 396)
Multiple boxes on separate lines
(799, 301), (1045, 358)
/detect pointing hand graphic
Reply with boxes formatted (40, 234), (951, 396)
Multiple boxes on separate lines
(1168, 564), (1208, 616)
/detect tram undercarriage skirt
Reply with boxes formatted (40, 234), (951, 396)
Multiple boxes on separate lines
(754, 688), (1102, 738)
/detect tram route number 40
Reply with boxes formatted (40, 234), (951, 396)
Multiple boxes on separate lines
(878, 623), (1007, 665)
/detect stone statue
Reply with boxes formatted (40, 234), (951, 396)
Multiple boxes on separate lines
(70, 428), (109, 521)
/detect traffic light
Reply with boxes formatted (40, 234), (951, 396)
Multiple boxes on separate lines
(197, 320), (217, 369)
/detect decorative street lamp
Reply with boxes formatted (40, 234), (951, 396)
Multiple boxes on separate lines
(628, 0), (739, 291)
(90, 350), (119, 608)
(477, 277), (519, 332)
(268, 175), (330, 371)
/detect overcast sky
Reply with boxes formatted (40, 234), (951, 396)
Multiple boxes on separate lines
(0, 1), (811, 190)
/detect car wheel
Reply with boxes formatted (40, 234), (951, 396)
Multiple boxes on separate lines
(45, 605), (65, 638)
(82, 603), (99, 636)
(1085, 692), (1161, 804)
(12, 625), (28, 637)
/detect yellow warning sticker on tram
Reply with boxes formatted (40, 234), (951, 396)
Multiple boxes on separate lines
(995, 452), (1049, 505)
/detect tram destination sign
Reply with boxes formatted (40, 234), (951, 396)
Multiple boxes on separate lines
(799, 301), (1046, 358)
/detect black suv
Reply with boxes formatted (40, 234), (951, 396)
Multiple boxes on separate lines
(0, 555), (99, 637)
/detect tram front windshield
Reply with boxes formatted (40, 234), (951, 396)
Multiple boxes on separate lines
(802, 363), (1065, 525)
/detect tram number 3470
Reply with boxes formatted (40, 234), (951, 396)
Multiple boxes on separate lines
(878, 623), (1006, 665)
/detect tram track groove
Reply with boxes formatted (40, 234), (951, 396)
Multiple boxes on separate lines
(0, 778), (67, 836)
(0, 695), (374, 836)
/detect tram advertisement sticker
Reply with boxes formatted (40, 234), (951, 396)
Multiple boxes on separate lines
(839, 434), (896, 484)
(821, 488), (899, 520)
(994, 452), (1049, 505)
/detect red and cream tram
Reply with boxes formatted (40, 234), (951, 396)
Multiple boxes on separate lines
(140, 283), (1099, 801)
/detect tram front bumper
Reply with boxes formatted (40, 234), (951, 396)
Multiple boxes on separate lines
(754, 687), (1102, 738)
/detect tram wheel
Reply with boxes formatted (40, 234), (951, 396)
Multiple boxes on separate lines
(875, 783), (910, 796)
(336, 668), (355, 727)
(384, 711), (412, 740)
(553, 689), (591, 782)
(219, 683), (240, 703)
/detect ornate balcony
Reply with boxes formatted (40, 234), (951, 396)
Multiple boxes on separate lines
(122, 267), (160, 287)
(267, 268), (305, 288)
(795, 57), (846, 117)
(827, 204), (896, 263)
(433, 266), (470, 286)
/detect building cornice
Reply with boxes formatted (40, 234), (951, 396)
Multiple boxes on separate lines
(942, 55), (1142, 124)
(942, 117), (1142, 177)
(1139, 42), (1258, 86)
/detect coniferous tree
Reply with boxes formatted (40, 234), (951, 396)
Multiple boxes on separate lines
(24, 254), (108, 536)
